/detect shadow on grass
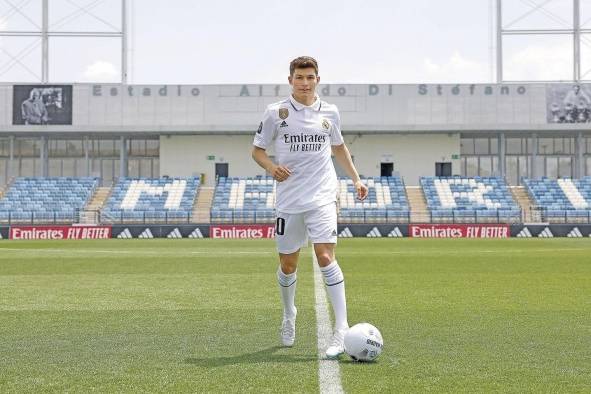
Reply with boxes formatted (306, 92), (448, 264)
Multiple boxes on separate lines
(184, 346), (317, 367)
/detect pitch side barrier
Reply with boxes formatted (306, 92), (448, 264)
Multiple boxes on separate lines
(2, 224), (591, 239)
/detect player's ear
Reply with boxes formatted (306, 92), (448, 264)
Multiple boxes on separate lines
(288, 75), (293, 85)
(317, 75), (320, 83)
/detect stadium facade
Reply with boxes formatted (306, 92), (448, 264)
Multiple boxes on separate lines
(0, 82), (589, 187)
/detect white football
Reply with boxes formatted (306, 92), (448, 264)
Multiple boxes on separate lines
(344, 323), (383, 362)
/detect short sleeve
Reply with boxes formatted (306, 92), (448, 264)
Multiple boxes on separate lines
(253, 108), (276, 149)
(330, 108), (344, 146)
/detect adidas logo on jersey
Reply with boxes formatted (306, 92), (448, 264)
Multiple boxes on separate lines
(280, 120), (288, 127)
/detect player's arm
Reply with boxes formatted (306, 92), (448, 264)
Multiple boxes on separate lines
(332, 143), (367, 200)
(252, 107), (291, 182)
(251, 146), (291, 182)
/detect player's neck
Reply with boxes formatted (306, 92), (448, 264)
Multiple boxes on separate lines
(292, 93), (316, 107)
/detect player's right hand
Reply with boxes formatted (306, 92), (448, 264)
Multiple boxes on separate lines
(271, 165), (291, 182)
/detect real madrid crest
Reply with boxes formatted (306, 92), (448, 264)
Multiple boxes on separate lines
(279, 108), (289, 120)
(322, 119), (330, 130)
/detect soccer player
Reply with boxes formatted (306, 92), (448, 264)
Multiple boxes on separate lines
(251, 56), (368, 359)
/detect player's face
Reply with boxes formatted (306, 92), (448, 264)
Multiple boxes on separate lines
(289, 67), (319, 104)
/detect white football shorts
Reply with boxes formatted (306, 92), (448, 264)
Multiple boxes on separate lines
(275, 202), (338, 254)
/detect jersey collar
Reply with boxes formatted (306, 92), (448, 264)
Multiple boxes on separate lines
(289, 94), (322, 112)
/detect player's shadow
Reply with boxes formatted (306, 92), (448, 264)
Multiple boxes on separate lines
(184, 346), (316, 367)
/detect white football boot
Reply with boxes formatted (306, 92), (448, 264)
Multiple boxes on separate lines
(325, 327), (347, 359)
(280, 309), (296, 347)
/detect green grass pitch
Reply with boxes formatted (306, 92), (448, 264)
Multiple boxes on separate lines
(0, 238), (590, 393)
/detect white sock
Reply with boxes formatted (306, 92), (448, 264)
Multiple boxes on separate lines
(320, 260), (348, 331)
(277, 267), (297, 319)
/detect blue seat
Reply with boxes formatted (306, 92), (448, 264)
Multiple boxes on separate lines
(0, 177), (98, 223)
(101, 177), (200, 223)
(420, 177), (520, 223)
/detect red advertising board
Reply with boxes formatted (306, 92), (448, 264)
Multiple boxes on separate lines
(210, 224), (275, 239)
(10, 225), (112, 240)
(409, 224), (510, 238)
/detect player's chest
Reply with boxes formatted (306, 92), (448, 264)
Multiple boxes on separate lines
(277, 113), (331, 134)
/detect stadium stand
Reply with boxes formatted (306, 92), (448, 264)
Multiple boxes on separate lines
(210, 176), (275, 223)
(0, 177), (99, 223)
(420, 176), (521, 223)
(100, 177), (200, 223)
(338, 177), (410, 223)
(523, 177), (591, 223)
(210, 176), (409, 224)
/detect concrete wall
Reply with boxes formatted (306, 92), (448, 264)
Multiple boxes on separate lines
(1, 83), (589, 134)
(160, 135), (265, 185)
(344, 133), (460, 185)
(160, 133), (459, 186)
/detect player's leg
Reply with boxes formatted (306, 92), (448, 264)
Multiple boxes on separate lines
(275, 212), (307, 346)
(315, 242), (348, 358)
(278, 249), (299, 320)
(306, 203), (348, 358)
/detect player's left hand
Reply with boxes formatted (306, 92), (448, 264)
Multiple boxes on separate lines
(355, 180), (368, 201)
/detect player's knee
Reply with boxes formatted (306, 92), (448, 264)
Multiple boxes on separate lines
(280, 261), (297, 274)
(315, 252), (333, 267)
(279, 254), (299, 274)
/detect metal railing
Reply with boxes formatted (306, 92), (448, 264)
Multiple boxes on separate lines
(426, 209), (523, 224)
(532, 206), (591, 224)
(99, 210), (193, 224)
(6, 207), (591, 225)
(0, 211), (77, 225)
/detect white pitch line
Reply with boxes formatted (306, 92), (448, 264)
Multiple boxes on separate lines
(313, 253), (344, 394)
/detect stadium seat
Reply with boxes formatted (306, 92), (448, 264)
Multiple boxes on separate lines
(100, 177), (199, 224)
(420, 176), (521, 223)
(210, 176), (275, 223)
(523, 177), (591, 223)
(0, 177), (99, 224)
(337, 176), (410, 223)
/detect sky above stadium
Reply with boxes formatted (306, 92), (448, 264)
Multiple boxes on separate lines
(0, 0), (587, 84)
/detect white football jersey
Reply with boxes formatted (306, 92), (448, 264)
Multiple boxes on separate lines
(253, 95), (344, 214)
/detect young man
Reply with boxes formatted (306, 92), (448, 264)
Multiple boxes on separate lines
(251, 56), (368, 358)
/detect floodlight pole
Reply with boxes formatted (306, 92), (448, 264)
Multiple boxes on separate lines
(496, 0), (502, 83)
(122, 0), (128, 84)
(0, 0), (127, 83)
(574, 0), (580, 82)
(497, 0), (585, 82)
(42, 0), (48, 83)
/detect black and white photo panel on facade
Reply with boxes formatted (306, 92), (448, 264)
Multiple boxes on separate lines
(546, 84), (591, 124)
(13, 85), (73, 125)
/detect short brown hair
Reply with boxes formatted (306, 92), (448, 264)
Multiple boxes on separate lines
(290, 56), (318, 76)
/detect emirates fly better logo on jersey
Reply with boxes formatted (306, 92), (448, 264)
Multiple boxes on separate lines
(284, 132), (327, 152)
